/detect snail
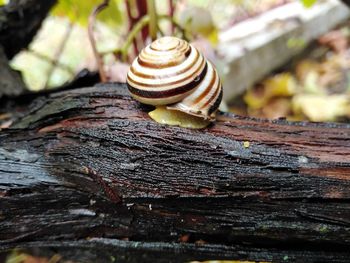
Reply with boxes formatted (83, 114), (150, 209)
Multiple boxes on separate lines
(126, 36), (223, 129)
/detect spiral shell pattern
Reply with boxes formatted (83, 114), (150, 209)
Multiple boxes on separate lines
(127, 36), (222, 120)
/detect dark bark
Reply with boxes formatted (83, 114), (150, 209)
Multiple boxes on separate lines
(0, 46), (26, 98)
(0, 0), (57, 98)
(0, 0), (57, 59)
(0, 83), (350, 262)
(342, 0), (350, 7)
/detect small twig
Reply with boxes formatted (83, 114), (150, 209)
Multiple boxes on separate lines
(158, 15), (187, 40)
(118, 15), (188, 62)
(125, 0), (140, 58)
(168, 0), (175, 33)
(88, 0), (110, 83)
(158, 25), (165, 37)
(28, 49), (75, 75)
(147, 0), (158, 41)
(136, 0), (150, 43)
(44, 21), (73, 89)
(121, 15), (150, 61)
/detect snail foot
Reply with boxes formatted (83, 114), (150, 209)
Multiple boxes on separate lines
(149, 106), (210, 129)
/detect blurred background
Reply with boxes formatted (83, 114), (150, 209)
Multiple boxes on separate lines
(1, 0), (350, 123)
(1, 2), (349, 262)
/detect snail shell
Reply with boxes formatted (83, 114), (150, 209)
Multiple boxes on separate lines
(127, 36), (223, 121)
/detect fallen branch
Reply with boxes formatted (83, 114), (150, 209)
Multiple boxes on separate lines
(0, 83), (349, 262)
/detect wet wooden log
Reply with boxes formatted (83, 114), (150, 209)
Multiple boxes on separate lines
(0, 83), (350, 262)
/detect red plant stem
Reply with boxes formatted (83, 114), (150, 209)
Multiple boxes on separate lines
(125, 0), (140, 60)
(88, 0), (109, 82)
(169, 0), (175, 33)
(125, 0), (150, 59)
(29, 49), (74, 75)
(137, 0), (149, 42)
(125, 0), (135, 32)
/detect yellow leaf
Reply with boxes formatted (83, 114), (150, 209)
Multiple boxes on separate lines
(51, 0), (123, 27)
(301, 0), (317, 8)
(244, 73), (297, 110)
(295, 60), (319, 83)
(292, 94), (350, 122)
(264, 73), (298, 97)
(207, 28), (219, 46)
(302, 71), (326, 95)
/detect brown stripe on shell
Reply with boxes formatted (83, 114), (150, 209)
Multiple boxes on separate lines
(150, 37), (186, 51)
(137, 45), (192, 69)
(126, 36), (223, 121)
(149, 43), (179, 51)
(127, 57), (206, 88)
(127, 63), (208, 99)
(140, 39), (189, 59)
(139, 46), (190, 61)
(130, 48), (198, 79)
(192, 66), (217, 105)
(208, 85), (223, 115)
(149, 39), (186, 52)
(137, 57), (182, 68)
(200, 79), (221, 110)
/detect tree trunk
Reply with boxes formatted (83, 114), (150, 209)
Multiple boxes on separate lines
(0, 83), (350, 262)
(0, 0), (58, 98)
(0, 0), (57, 59)
(0, 46), (26, 98)
(342, 0), (350, 8)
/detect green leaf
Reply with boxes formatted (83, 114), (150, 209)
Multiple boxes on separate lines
(301, 0), (317, 8)
(51, 0), (123, 27)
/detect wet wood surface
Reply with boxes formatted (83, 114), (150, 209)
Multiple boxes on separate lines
(0, 83), (349, 262)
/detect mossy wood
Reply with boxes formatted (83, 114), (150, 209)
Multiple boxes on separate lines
(0, 84), (350, 262)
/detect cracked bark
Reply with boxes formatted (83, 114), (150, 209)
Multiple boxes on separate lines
(0, 83), (349, 262)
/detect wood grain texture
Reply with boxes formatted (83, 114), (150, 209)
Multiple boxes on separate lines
(0, 83), (349, 262)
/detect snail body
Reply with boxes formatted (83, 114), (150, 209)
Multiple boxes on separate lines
(127, 36), (222, 128)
